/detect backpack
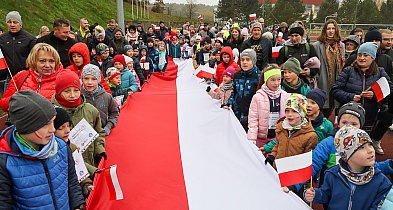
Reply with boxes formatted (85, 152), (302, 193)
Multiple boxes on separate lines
(284, 43), (310, 58)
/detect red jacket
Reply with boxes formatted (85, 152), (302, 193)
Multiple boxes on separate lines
(215, 46), (240, 85)
(0, 66), (63, 112)
(66, 42), (111, 94)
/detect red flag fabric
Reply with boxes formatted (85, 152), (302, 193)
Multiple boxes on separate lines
(249, 14), (256, 21)
(371, 77), (391, 102)
(275, 151), (312, 187)
(272, 46), (283, 59)
(0, 48), (8, 70)
(197, 15), (203, 20)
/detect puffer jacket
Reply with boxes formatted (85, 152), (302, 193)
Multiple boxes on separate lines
(52, 96), (106, 176)
(82, 85), (119, 131)
(271, 117), (318, 160)
(215, 46), (240, 85)
(120, 69), (139, 93)
(207, 83), (233, 105)
(276, 40), (317, 67)
(382, 187), (393, 210)
(247, 89), (290, 140)
(147, 46), (159, 71)
(0, 65), (63, 112)
(331, 65), (393, 125)
(66, 42), (111, 94)
(0, 126), (84, 210)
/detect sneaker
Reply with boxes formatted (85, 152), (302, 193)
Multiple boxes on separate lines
(389, 124), (393, 131)
(372, 140), (384, 155)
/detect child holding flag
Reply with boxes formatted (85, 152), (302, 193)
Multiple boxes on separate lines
(206, 66), (235, 106)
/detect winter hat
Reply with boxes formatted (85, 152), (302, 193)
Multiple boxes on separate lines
(304, 56), (321, 69)
(263, 68), (281, 83)
(251, 22), (262, 31)
(240, 49), (257, 65)
(124, 45), (133, 53)
(113, 54), (127, 67)
(164, 32), (170, 37)
(358, 42), (378, 60)
(94, 25), (106, 38)
(364, 28), (382, 42)
(285, 93), (308, 119)
(6, 11), (22, 26)
(343, 35), (361, 47)
(82, 64), (101, 81)
(334, 124), (372, 161)
(9, 90), (56, 134)
(280, 22), (288, 28)
(56, 70), (81, 95)
(223, 66), (236, 79)
(124, 55), (133, 64)
(196, 35), (202, 40)
(241, 27), (249, 37)
(96, 43), (109, 55)
(106, 67), (121, 81)
(338, 102), (366, 127)
(262, 32), (273, 40)
(54, 107), (72, 130)
(289, 26), (304, 36)
(282, 57), (302, 75)
(306, 88), (327, 110)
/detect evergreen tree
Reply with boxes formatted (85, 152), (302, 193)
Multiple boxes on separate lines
(356, 0), (380, 23)
(273, 0), (305, 24)
(338, 0), (359, 23)
(315, 0), (339, 23)
(380, 0), (393, 24)
(216, 0), (236, 20)
(262, 0), (276, 25)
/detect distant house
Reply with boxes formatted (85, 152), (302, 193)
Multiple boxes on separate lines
(258, 0), (324, 17)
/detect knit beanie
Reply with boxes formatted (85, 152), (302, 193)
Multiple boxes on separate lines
(82, 64), (101, 81)
(223, 66), (236, 79)
(56, 70), (81, 95)
(124, 45), (133, 53)
(241, 27), (249, 36)
(54, 107), (72, 130)
(285, 93), (308, 119)
(113, 54), (126, 67)
(6, 11), (22, 26)
(306, 88), (327, 110)
(343, 35), (361, 47)
(240, 49), (257, 65)
(9, 90), (56, 134)
(282, 57), (302, 75)
(289, 26), (304, 36)
(124, 55), (133, 64)
(96, 43), (109, 55)
(106, 67), (121, 81)
(338, 102), (366, 127)
(358, 42), (378, 60)
(334, 124), (372, 161)
(364, 28), (382, 42)
(304, 57), (321, 69)
(251, 22), (262, 31)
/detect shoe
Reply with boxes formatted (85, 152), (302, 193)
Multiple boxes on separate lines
(372, 140), (384, 155)
(389, 124), (393, 131)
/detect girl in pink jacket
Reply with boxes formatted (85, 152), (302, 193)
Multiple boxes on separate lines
(247, 67), (290, 148)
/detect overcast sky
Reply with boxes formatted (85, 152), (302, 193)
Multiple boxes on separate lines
(164, 0), (219, 6)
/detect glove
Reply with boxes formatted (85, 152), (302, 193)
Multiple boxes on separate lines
(206, 86), (211, 92)
(94, 152), (107, 164)
(82, 183), (93, 198)
(104, 127), (110, 136)
(265, 155), (275, 166)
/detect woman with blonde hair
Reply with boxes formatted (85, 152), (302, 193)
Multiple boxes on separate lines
(36, 25), (50, 38)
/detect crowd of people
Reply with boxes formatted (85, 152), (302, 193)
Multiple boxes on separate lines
(1, 9), (393, 209)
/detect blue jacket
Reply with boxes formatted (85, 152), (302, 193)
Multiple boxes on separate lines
(147, 46), (159, 71)
(120, 68), (139, 93)
(0, 126), (84, 210)
(381, 187), (393, 210)
(169, 42), (181, 58)
(313, 164), (392, 210)
(139, 45), (154, 74)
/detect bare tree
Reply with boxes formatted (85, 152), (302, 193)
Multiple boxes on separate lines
(186, 0), (197, 19)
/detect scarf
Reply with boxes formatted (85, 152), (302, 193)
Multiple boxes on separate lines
(14, 130), (58, 159)
(339, 160), (374, 185)
(158, 51), (167, 70)
(282, 77), (302, 91)
(282, 117), (308, 131)
(79, 26), (90, 39)
(55, 94), (82, 108)
(325, 39), (343, 87)
(261, 84), (281, 99)
(223, 82), (232, 91)
(311, 112), (324, 128)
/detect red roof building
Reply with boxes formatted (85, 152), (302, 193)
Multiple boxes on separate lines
(258, 0), (324, 5)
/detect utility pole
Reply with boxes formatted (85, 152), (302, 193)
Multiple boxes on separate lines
(132, 0), (134, 19)
(116, 0), (125, 34)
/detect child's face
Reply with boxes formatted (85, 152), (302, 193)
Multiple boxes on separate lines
(215, 42), (222, 50)
(222, 53), (231, 63)
(285, 108), (302, 127)
(133, 49), (139, 57)
(55, 121), (71, 141)
(339, 114), (361, 128)
(148, 42), (154, 47)
(266, 75), (281, 91)
(72, 53), (84, 67)
(158, 45), (165, 51)
(114, 62), (125, 71)
(223, 75), (232, 84)
(215, 53), (221, 61)
(348, 143), (375, 170)
(100, 50), (110, 60)
(125, 49), (133, 57)
(204, 43), (211, 49)
(306, 98), (320, 117)
(141, 49), (147, 56)
(30, 116), (56, 145)
(60, 87), (81, 102)
(283, 69), (298, 84)
(241, 56), (253, 71)
(82, 74), (99, 92)
(127, 62), (134, 70)
(111, 75), (121, 86)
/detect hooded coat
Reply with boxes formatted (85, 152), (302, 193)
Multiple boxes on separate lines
(215, 47), (240, 85)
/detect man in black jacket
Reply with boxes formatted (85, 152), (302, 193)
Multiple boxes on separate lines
(0, 11), (36, 91)
(37, 18), (76, 68)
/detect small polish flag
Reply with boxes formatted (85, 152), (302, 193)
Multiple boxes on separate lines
(371, 77), (391, 102)
(105, 165), (124, 200)
(272, 46), (283, 59)
(275, 151), (312, 187)
(249, 14), (256, 21)
(0, 48), (8, 70)
(195, 64), (216, 79)
(228, 18), (232, 23)
(197, 15), (203, 20)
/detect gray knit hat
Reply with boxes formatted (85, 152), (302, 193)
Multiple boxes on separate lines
(282, 57), (302, 75)
(9, 90), (56, 134)
(6, 11), (22, 26)
(96, 43), (109, 55)
(240, 49), (257, 65)
(338, 102), (366, 127)
(82, 64), (101, 81)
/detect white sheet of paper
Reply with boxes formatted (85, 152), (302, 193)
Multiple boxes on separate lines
(72, 150), (90, 182)
(140, 63), (150, 70)
(268, 112), (280, 129)
(69, 118), (99, 153)
(114, 95), (124, 107)
(159, 56), (167, 66)
(203, 53), (209, 62)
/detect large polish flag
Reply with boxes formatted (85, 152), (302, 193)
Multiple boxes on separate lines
(87, 58), (311, 210)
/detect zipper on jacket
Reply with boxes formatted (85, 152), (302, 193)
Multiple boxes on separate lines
(36, 76), (42, 93)
(42, 160), (59, 210)
(362, 72), (366, 107)
(348, 184), (356, 210)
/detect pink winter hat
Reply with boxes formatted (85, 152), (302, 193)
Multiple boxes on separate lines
(241, 27), (249, 36)
(223, 66), (236, 79)
(304, 57), (321, 69)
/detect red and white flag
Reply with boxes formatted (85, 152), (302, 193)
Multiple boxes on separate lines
(275, 151), (312, 187)
(371, 77), (391, 102)
(105, 165), (123, 200)
(272, 46), (283, 59)
(0, 48), (8, 70)
(249, 14), (257, 21)
(86, 60), (311, 210)
(195, 64), (216, 79)
(197, 15), (203, 21)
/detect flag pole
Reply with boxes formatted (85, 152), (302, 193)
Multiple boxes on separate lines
(310, 174), (313, 208)
(6, 67), (19, 92)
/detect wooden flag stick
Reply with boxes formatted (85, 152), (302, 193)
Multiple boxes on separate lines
(310, 175), (313, 208)
(6, 68), (19, 92)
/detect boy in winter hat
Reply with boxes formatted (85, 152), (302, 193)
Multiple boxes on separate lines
(106, 67), (128, 106)
(281, 57), (310, 95)
(305, 125), (392, 210)
(113, 54), (138, 95)
(91, 43), (114, 77)
(207, 66), (235, 106)
(82, 64), (119, 136)
(343, 35), (360, 60)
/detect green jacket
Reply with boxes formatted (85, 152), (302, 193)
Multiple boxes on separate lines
(52, 95), (106, 175)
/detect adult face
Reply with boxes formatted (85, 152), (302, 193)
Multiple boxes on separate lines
(357, 53), (373, 71)
(326, 23), (335, 38)
(252, 27), (262, 40)
(232, 29), (239, 39)
(36, 50), (56, 76)
(345, 41), (357, 52)
(54, 24), (70, 41)
(108, 22), (116, 30)
(148, 27), (153, 34)
(160, 22), (165, 27)
(355, 31), (363, 42)
(258, 18), (264, 26)
(381, 33), (393, 50)
(114, 31), (123, 40)
(6, 19), (22, 33)
(80, 19), (89, 30)
(289, 33), (302, 44)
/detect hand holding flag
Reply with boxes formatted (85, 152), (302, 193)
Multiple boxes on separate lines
(369, 77), (391, 102)
(275, 151), (312, 187)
